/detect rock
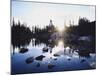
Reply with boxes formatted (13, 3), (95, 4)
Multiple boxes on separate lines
(48, 64), (55, 69)
(54, 58), (57, 60)
(36, 63), (40, 67)
(42, 47), (48, 52)
(53, 54), (60, 57)
(19, 48), (28, 53)
(78, 36), (91, 42)
(35, 55), (45, 61)
(68, 58), (71, 61)
(80, 59), (86, 63)
(78, 50), (90, 57)
(89, 62), (96, 68)
(25, 57), (34, 64)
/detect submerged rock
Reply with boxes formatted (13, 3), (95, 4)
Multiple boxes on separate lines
(54, 58), (57, 60)
(36, 63), (40, 67)
(35, 55), (45, 61)
(19, 48), (28, 53)
(89, 62), (96, 68)
(25, 57), (34, 64)
(80, 59), (86, 63)
(68, 58), (71, 61)
(53, 54), (60, 57)
(48, 64), (55, 69)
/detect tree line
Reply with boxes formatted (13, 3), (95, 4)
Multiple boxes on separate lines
(11, 17), (96, 49)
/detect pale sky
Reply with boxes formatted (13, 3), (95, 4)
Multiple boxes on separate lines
(12, 1), (95, 28)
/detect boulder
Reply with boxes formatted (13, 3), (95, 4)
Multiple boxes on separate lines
(19, 48), (28, 53)
(48, 64), (55, 69)
(25, 57), (34, 64)
(35, 55), (45, 61)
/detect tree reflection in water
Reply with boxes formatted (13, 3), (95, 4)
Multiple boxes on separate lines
(11, 36), (94, 59)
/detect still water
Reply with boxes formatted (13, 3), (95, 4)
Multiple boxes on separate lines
(11, 39), (96, 74)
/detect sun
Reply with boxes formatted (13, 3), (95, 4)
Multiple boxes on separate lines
(57, 25), (65, 32)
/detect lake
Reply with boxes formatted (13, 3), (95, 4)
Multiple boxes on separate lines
(11, 38), (96, 74)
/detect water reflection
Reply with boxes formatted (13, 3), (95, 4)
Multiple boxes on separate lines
(58, 40), (64, 47)
(12, 37), (95, 58)
(11, 37), (96, 74)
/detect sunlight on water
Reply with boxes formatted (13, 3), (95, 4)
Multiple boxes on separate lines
(58, 40), (64, 47)
(52, 40), (64, 54)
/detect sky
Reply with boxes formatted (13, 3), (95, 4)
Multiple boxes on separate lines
(12, 1), (95, 28)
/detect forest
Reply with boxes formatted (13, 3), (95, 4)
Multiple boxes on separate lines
(11, 17), (96, 53)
